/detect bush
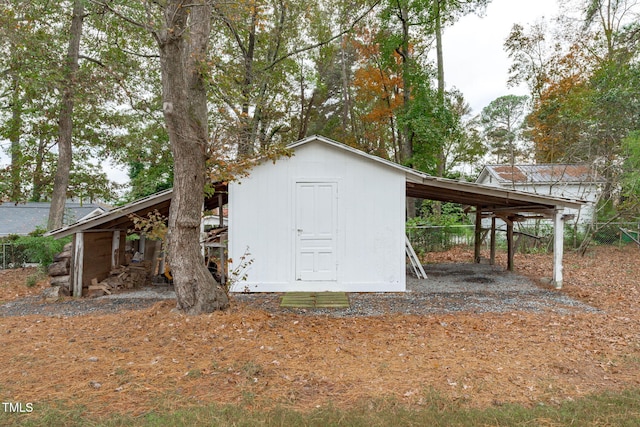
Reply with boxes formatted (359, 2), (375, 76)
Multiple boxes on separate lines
(12, 227), (70, 267)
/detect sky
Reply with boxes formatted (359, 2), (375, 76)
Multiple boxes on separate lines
(1, 0), (560, 186)
(443, 0), (559, 115)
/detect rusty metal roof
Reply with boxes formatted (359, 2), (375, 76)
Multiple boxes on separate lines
(481, 164), (604, 184)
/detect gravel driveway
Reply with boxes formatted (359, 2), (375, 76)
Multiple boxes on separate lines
(0, 262), (597, 317)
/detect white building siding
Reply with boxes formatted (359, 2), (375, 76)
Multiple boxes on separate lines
(477, 173), (600, 224)
(228, 140), (406, 292)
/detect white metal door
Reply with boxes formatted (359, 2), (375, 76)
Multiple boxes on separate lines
(295, 182), (337, 281)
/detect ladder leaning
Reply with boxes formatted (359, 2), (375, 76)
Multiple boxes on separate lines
(405, 235), (427, 279)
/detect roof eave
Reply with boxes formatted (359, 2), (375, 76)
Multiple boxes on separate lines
(45, 189), (174, 239)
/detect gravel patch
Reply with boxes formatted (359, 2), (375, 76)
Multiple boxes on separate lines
(0, 286), (175, 317)
(235, 263), (599, 317)
(0, 263), (598, 317)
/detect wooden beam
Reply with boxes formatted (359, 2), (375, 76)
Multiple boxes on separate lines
(553, 208), (564, 289)
(72, 232), (84, 297)
(139, 235), (146, 259)
(489, 205), (556, 214)
(218, 194), (224, 227)
(474, 208), (482, 263)
(490, 216), (496, 265)
(111, 230), (121, 269)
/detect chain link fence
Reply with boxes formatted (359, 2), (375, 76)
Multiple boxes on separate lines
(1, 242), (31, 269)
(407, 221), (640, 256)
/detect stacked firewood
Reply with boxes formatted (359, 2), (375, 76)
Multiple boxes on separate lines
(87, 261), (152, 297)
(45, 243), (72, 299)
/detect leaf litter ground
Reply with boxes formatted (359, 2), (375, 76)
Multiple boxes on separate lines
(0, 246), (639, 417)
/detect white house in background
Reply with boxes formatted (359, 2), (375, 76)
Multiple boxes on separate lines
(228, 136), (408, 293)
(476, 164), (604, 223)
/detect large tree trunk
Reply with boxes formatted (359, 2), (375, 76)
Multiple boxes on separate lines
(48, 0), (84, 230)
(158, 0), (229, 314)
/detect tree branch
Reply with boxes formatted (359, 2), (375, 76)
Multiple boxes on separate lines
(263, 0), (382, 72)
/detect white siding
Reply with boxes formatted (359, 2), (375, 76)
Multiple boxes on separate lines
(228, 141), (406, 292)
(476, 175), (599, 224)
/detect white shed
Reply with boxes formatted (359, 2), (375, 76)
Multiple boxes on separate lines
(228, 136), (408, 292)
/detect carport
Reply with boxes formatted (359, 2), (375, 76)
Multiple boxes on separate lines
(405, 174), (584, 288)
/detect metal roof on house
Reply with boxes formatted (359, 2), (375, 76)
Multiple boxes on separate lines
(478, 164), (605, 185)
(0, 201), (107, 236)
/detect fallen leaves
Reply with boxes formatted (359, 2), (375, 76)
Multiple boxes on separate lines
(0, 246), (639, 416)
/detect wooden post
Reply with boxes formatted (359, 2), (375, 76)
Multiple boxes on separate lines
(506, 218), (514, 272)
(111, 230), (121, 269)
(218, 194), (224, 227)
(139, 235), (146, 259)
(474, 208), (482, 263)
(72, 232), (84, 297)
(553, 208), (564, 289)
(490, 216), (496, 265)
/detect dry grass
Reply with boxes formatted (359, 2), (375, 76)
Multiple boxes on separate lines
(0, 246), (639, 418)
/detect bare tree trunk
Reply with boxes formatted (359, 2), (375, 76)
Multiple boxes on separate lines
(397, 1), (412, 164)
(431, 0), (446, 220)
(340, 36), (352, 134)
(396, 1), (416, 218)
(31, 136), (48, 202)
(8, 71), (22, 202)
(434, 0), (446, 178)
(157, 0), (229, 314)
(48, 0), (84, 230)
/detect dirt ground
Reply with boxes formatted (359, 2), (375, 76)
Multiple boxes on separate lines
(1, 246), (639, 417)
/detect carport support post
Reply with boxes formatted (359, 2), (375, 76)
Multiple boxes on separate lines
(72, 232), (84, 298)
(490, 216), (496, 265)
(553, 208), (564, 289)
(506, 218), (514, 271)
(474, 208), (482, 263)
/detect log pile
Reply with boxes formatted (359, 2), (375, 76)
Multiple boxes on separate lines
(46, 241), (153, 299)
(46, 243), (72, 299)
(87, 261), (152, 297)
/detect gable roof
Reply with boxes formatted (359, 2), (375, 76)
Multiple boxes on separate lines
(477, 164), (605, 185)
(288, 135), (426, 181)
(0, 201), (107, 236)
